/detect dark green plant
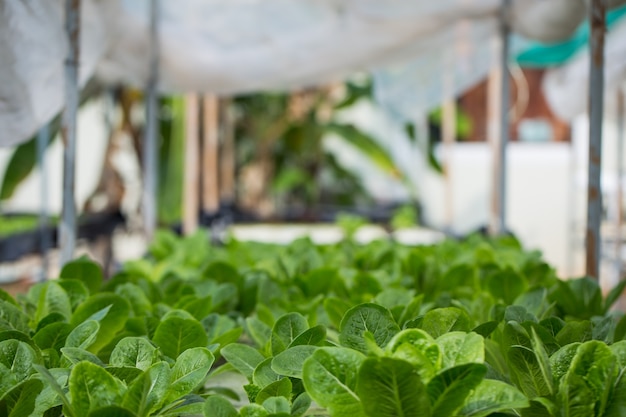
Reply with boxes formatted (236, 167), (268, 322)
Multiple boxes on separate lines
(390, 204), (419, 230)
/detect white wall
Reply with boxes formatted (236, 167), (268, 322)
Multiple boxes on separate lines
(419, 142), (575, 277)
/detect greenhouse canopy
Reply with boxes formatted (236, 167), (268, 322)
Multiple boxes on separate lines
(518, 7), (626, 68)
(1, 0), (625, 146)
(541, 9), (626, 120)
(375, 5), (626, 123)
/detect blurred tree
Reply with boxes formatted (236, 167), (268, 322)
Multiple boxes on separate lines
(233, 80), (412, 219)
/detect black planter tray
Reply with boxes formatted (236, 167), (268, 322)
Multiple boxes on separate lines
(0, 211), (124, 262)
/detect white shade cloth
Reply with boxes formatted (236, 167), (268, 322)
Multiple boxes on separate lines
(1, 0), (621, 146)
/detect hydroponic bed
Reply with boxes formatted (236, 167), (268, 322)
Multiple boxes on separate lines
(0, 230), (625, 417)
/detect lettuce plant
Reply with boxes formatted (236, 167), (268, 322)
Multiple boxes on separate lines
(1, 232), (626, 416)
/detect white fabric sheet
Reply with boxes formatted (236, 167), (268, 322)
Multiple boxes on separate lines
(1, 0), (621, 146)
(543, 18), (626, 120)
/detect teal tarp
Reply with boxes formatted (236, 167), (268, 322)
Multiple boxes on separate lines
(516, 6), (626, 67)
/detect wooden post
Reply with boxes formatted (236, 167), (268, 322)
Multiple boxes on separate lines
(585, 0), (606, 279)
(183, 94), (200, 235)
(60, 0), (80, 265)
(202, 95), (220, 215)
(220, 99), (236, 207)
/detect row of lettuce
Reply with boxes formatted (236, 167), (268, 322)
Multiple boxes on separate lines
(1, 230), (626, 417)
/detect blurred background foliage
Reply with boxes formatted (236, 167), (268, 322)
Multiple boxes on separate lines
(0, 77), (458, 230)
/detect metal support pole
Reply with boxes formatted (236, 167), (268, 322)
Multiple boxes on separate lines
(489, 0), (511, 236)
(37, 125), (50, 280)
(60, 0), (80, 265)
(616, 89), (624, 279)
(585, 0), (606, 279)
(143, 0), (160, 241)
(566, 136), (578, 278)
